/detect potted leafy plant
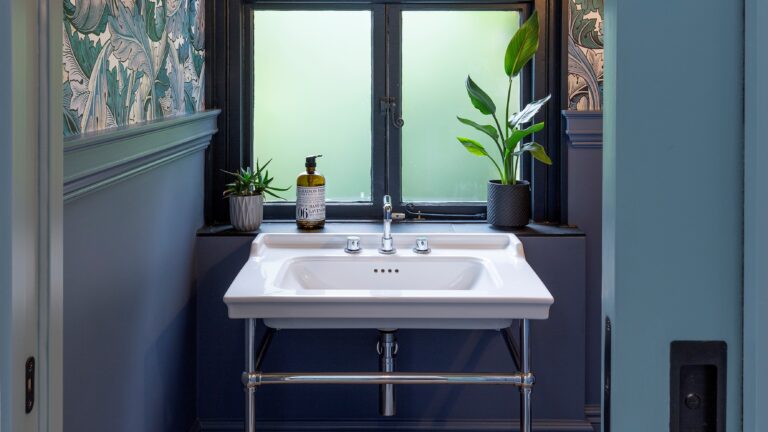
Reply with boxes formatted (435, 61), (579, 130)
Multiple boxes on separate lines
(223, 159), (290, 232)
(456, 11), (552, 228)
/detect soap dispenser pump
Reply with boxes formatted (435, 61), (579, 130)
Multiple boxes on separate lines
(296, 154), (325, 229)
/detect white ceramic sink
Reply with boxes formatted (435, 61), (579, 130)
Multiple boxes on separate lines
(224, 233), (553, 329)
(278, 256), (491, 291)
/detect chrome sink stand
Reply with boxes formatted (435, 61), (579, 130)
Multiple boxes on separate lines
(242, 319), (534, 432)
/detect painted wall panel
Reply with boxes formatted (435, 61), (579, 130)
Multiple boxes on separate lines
(195, 233), (589, 427)
(564, 111), (602, 411)
(63, 152), (204, 432)
(603, 0), (742, 430)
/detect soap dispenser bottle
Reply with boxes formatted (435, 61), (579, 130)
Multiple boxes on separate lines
(296, 154), (325, 229)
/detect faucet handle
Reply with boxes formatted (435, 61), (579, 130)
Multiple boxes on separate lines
(413, 237), (431, 254)
(344, 236), (361, 254)
(383, 195), (392, 206)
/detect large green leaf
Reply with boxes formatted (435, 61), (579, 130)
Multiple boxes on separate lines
(62, 22), (96, 118)
(457, 117), (499, 142)
(508, 94), (551, 128)
(190, 47), (205, 77)
(80, 41), (116, 132)
(465, 76), (496, 115)
(504, 122), (545, 157)
(106, 63), (131, 127)
(507, 122), (544, 147)
(144, 0), (167, 42)
(187, 0), (205, 51)
(504, 10), (540, 77)
(571, 0), (604, 50)
(66, 0), (110, 34)
(62, 81), (81, 136)
(108, 2), (154, 77)
(164, 41), (187, 115)
(457, 137), (490, 157)
(63, 21), (102, 81)
(166, 0), (190, 44)
(515, 142), (552, 165)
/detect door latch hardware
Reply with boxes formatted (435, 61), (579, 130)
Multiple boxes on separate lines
(25, 356), (34, 414)
(670, 341), (726, 432)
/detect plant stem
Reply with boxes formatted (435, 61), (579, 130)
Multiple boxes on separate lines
(505, 77), (513, 139)
(490, 113), (507, 181)
(486, 155), (505, 184)
(512, 152), (521, 185)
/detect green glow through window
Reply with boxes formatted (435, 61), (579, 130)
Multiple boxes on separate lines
(252, 10), (373, 202)
(402, 11), (521, 202)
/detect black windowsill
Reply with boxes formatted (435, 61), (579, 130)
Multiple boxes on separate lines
(197, 221), (584, 237)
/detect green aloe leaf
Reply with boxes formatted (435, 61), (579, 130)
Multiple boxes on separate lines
(504, 11), (540, 77)
(508, 95), (551, 128)
(465, 76), (496, 115)
(515, 142), (552, 165)
(263, 189), (287, 200)
(457, 117), (499, 141)
(457, 136), (490, 157)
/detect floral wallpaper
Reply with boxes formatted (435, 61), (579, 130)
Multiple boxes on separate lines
(63, 0), (205, 137)
(568, 0), (603, 111)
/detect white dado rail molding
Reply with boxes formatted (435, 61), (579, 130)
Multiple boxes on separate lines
(63, 109), (220, 202)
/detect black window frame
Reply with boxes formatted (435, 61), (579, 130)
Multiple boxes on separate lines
(205, 0), (565, 225)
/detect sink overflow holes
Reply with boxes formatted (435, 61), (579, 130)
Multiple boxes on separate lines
(373, 268), (399, 273)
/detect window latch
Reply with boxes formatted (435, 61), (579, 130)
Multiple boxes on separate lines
(380, 96), (404, 129)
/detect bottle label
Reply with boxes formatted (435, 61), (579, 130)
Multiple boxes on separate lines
(296, 186), (326, 222)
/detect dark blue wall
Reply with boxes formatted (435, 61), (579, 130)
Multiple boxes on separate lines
(195, 230), (590, 430)
(563, 110), (603, 419)
(64, 152), (204, 432)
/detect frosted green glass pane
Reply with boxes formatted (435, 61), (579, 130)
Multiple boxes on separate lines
(252, 11), (372, 202)
(402, 11), (521, 202)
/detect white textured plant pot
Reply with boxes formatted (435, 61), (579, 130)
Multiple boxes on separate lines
(229, 195), (263, 232)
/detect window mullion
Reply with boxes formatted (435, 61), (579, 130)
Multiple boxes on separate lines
(384, 5), (404, 211)
(371, 5), (388, 211)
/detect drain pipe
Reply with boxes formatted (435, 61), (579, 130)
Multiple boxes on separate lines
(378, 331), (397, 416)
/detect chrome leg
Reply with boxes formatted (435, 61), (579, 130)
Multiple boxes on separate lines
(520, 319), (532, 432)
(245, 319), (256, 432)
(378, 331), (397, 416)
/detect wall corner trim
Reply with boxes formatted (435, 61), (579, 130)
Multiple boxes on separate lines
(562, 110), (603, 148)
(64, 110), (220, 203)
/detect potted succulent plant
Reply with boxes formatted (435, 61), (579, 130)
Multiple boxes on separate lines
(456, 11), (552, 228)
(223, 159), (290, 232)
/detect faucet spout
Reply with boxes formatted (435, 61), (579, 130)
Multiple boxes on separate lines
(380, 195), (395, 254)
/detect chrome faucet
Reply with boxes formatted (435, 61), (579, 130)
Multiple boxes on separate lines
(379, 195), (395, 254)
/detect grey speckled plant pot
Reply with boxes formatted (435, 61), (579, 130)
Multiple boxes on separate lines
(487, 180), (531, 228)
(229, 195), (263, 232)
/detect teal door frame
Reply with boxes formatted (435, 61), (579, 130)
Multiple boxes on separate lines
(743, 0), (767, 429)
(0, 1), (63, 431)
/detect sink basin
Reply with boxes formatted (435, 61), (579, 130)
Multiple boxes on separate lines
(224, 233), (553, 329)
(277, 256), (493, 291)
